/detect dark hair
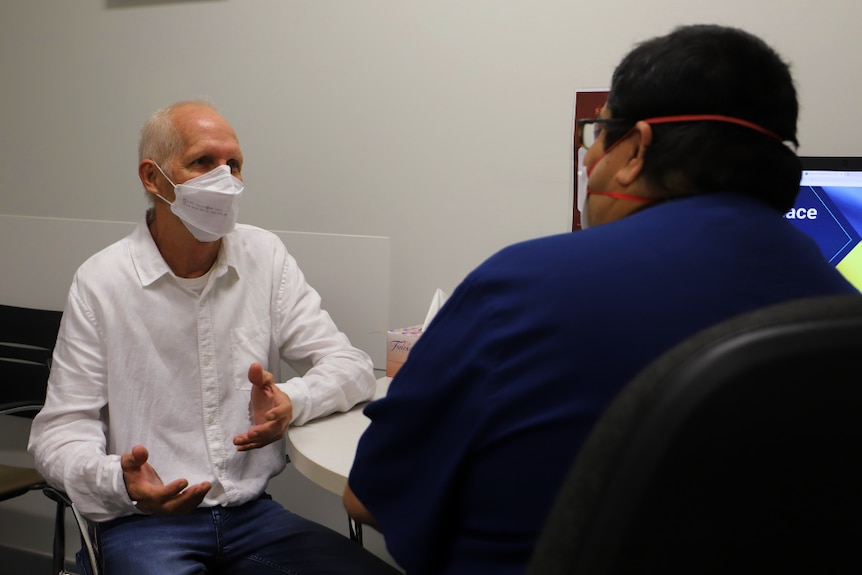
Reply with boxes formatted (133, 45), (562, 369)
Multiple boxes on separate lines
(605, 24), (801, 212)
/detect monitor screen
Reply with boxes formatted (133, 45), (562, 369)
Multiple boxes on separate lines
(787, 157), (862, 291)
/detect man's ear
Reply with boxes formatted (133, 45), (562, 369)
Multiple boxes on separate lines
(615, 121), (653, 187)
(139, 160), (162, 197)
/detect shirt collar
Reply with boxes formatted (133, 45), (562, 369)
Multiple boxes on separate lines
(130, 213), (239, 287)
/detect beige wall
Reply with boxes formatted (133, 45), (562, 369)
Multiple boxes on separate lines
(3, 0), (861, 328)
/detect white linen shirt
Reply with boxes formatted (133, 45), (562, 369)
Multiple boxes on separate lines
(28, 216), (375, 521)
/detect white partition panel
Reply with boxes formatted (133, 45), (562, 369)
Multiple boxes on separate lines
(0, 215), (389, 368)
(274, 229), (389, 368)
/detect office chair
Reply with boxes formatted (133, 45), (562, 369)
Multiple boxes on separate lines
(526, 293), (862, 575)
(0, 354), (51, 504)
(0, 304), (100, 574)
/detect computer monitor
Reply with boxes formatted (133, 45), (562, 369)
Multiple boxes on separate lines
(787, 157), (862, 291)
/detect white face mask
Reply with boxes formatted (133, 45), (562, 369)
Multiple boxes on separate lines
(576, 146), (590, 229)
(154, 163), (244, 242)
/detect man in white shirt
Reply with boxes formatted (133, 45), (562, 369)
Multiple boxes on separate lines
(29, 100), (399, 575)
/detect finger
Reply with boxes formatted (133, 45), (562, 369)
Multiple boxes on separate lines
(121, 445), (149, 471)
(240, 420), (280, 439)
(131, 481), (184, 513)
(130, 472), (182, 500)
(233, 428), (264, 446)
(247, 362), (264, 387)
(132, 445), (149, 459)
(139, 481), (211, 515)
(233, 430), (263, 451)
(169, 482), (212, 514)
(234, 423), (286, 451)
(163, 478), (190, 496)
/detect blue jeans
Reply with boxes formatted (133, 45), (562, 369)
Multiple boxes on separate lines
(78, 495), (400, 575)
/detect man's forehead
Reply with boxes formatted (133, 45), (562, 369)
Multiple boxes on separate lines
(174, 111), (241, 155)
(174, 105), (234, 136)
(181, 136), (242, 158)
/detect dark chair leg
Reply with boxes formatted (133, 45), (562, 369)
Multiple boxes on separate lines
(42, 487), (101, 575)
(348, 515), (364, 546)
(43, 487), (73, 574)
(52, 496), (65, 574)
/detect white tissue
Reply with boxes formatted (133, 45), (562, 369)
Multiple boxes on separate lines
(422, 288), (448, 331)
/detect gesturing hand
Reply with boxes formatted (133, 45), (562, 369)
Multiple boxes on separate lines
(233, 362), (293, 451)
(121, 445), (211, 515)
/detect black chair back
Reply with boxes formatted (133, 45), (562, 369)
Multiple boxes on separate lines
(527, 294), (862, 575)
(0, 304), (63, 417)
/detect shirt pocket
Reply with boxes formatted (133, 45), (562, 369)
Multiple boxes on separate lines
(230, 316), (272, 390)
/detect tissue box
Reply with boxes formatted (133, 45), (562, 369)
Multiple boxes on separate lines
(386, 325), (423, 377)
(386, 288), (447, 377)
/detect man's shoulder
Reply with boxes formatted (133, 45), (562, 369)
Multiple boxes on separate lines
(234, 222), (274, 235)
(73, 217), (154, 272)
(76, 231), (135, 273)
(232, 223), (281, 243)
(227, 224), (286, 254)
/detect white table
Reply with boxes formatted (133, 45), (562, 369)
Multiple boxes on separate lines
(285, 377), (391, 496)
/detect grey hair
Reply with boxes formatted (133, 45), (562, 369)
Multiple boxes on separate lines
(138, 99), (218, 203)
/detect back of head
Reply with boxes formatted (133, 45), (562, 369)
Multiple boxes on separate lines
(606, 24), (801, 212)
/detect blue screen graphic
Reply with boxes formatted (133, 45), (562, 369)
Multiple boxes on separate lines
(786, 165), (862, 291)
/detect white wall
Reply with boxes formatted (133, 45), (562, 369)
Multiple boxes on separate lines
(3, 0), (861, 328)
(3, 0), (862, 569)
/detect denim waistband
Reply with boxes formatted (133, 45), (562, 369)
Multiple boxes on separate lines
(97, 492), (273, 535)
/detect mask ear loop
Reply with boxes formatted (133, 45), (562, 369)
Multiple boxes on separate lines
(150, 161), (177, 206)
(584, 125), (654, 203)
(591, 191), (654, 202)
(643, 114), (783, 142)
(152, 161), (177, 187)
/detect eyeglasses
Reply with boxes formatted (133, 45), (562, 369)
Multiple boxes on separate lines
(576, 118), (632, 149)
